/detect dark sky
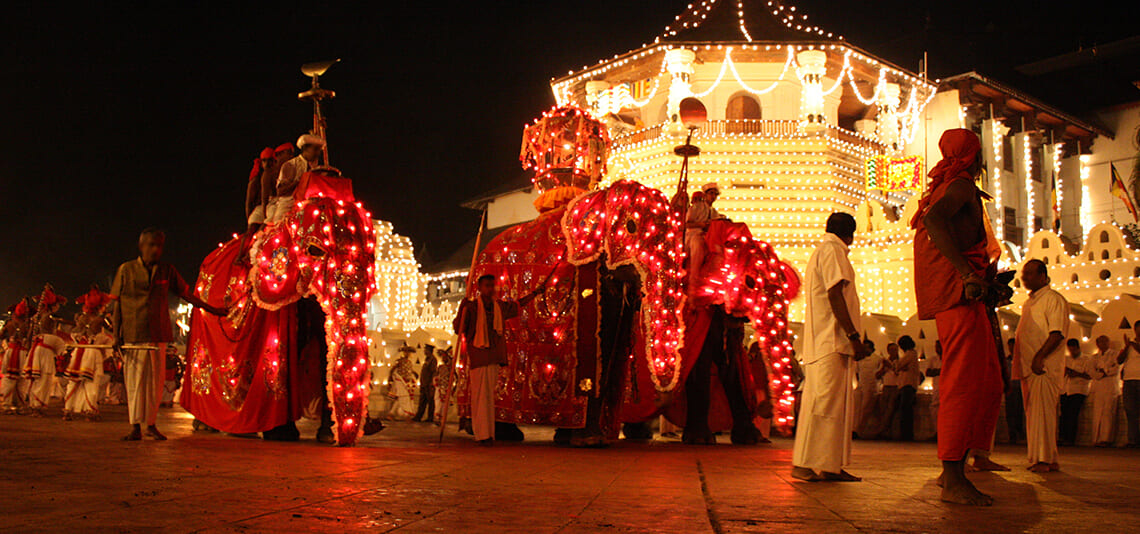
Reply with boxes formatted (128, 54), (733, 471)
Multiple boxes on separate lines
(2, 1), (1134, 312)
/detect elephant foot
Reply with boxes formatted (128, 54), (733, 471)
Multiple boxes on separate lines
(262, 422), (300, 441)
(683, 429), (717, 445)
(730, 424), (763, 445)
(571, 429), (609, 448)
(495, 422), (524, 442)
(553, 428), (573, 446)
(315, 425), (335, 444)
(363, 416), (386, 436)
(622, 422), (653, 440)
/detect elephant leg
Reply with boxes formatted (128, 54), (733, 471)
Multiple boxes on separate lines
(683, 310), (720, 445)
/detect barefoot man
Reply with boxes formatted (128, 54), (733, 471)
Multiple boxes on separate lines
(791, 212), (869, 482)
(1015, 259), (1069, 472)
(912, 128), (1004, 505)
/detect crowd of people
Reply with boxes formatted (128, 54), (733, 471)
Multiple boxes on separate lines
(5, 126), (1140, 508)
(790, 128), (1140, 507)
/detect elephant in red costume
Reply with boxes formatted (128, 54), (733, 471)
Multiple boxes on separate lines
(621, 218), (801, 444)
(181, 171), (378, 446)
(456, 179), (686, 446)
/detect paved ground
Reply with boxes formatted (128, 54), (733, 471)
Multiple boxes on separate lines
(2, 405), (1140, 533)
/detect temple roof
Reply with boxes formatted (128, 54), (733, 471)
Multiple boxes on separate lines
(656, 0), (841, 44)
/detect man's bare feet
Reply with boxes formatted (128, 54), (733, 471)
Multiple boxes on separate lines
(823, 470), (861, 482)
(145, 426), (167, 440)
(1028, 462), (1053, 473)
(969, 456), (1011, 472)
(791, 466), (825, 482)
(122, 427), (142, 441)
(941, 476), (994, 506)
(936, 472), (944, 487)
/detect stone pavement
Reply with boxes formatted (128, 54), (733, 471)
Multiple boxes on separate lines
(2, 406), (1140, 533)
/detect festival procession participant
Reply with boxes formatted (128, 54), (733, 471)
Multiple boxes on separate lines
(871, 342), (902, 439)
(685, 182), (724, 293)
(1014, 259), (1069, 472)
(1120, 322), (1140, 447)
(1060, 338), (1093, 447)
(1089, 335), (1120, 447)
(24, 285), (69, 416)
(63, 286), (115, 421)
(266, 134), (324, 223)
(387, 345), (419, 420)
(0, 298), (34, 414)
(912, 128), (1004, 505)
(413, 344), (438, 422)
(853, 339), (883, 437)
(245, 147), (275, 230)
(791, 212), (869, 482)
(433, 347), (454, 422)
(453, 274), (537, 446)
(896, 336), (922, 441)
(1005, 337), (1025, 444)
(160, 346), (184, 408)
(111, 228), (226, 441)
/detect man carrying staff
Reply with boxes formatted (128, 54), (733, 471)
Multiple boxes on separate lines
(685, 182), (724, 293)
(111, 228), (225, 441)
(912, 128), (1004, 506)
(452, 275), (535, 446)
(791, 212), (869, 482)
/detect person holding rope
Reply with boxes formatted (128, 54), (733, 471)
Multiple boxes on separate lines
(111, 228), (225, 441)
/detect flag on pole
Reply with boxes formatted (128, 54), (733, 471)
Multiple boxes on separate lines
(1111, 163), (1138, 221)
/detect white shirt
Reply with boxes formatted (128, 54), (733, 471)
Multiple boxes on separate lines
(880, 358), (902, 387)
(685, 198), (721, 238)
(897, 350), (922, 389)
(1092, 349), (1122, 392)
(856, 352), (883, 388)
(1063, 353), (1093, 395)
(276, 155), (314, 196)
(923, 351), (941, 391)
(803, 233), (861, 364)
(1014, 285), (1070, 387)
(1122, 344), (1140, 381)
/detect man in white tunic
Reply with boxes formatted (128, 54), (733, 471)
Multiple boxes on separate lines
(1014, 259), (1069, 472)
(685, 182), (723, 294)
(792, 212), (869, 482)
(265, 134), (324, 223)
(1059, 338), (1092, 446)
(1120, 322), (1140, 447)
(1088, 335), (1120, 447)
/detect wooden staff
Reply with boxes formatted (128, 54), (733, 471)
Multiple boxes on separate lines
(66, 344), (159, 351)
(438, 208), (487, 443)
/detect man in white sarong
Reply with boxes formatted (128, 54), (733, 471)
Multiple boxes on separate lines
(24, 286), (68, 416)
(1014, 259), (1069, 473)
(1088, 335), (1120, 447)
(111, 228), (225, 441)
(853, 340), (883, 436)
(685, 182), (723, 293)
(0, 299), (33, 414)
(792, 212), (869, 482)
(266, 134), (324, 223)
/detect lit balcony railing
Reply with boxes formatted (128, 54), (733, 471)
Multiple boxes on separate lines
(613, 119), (885, 155)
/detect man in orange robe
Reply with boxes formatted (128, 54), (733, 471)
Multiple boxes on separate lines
(912, 129), (1004, 506)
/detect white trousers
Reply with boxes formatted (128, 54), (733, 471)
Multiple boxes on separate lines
(0, 376), (27, 408)
(469, 365), (498, 441)
(65, 378), (101, 414)
(124, 344), (165, 426)
(1024, 373), (1060, 465)
(26, 349), (56, 409)
(1089, 380), (1119, 444)
(793, 353), (854, 473)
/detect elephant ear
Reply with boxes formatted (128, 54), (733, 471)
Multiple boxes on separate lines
(250, 225), (303, 310)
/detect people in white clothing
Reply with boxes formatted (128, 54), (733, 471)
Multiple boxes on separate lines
(791, 212), (870, 482)
(1059, 339), (1092, 446)
(266, 134), (325, 223)
(1088, 335), (1120, 447)
(1014, 259), (1069, 473)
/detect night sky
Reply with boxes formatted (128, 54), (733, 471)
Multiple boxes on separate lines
(2, 1), (1134, 312)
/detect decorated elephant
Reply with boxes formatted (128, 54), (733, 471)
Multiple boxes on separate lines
(621, 218), (800, 443)
(181, 171), (378, 446)
(456, 178), (686, 446)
